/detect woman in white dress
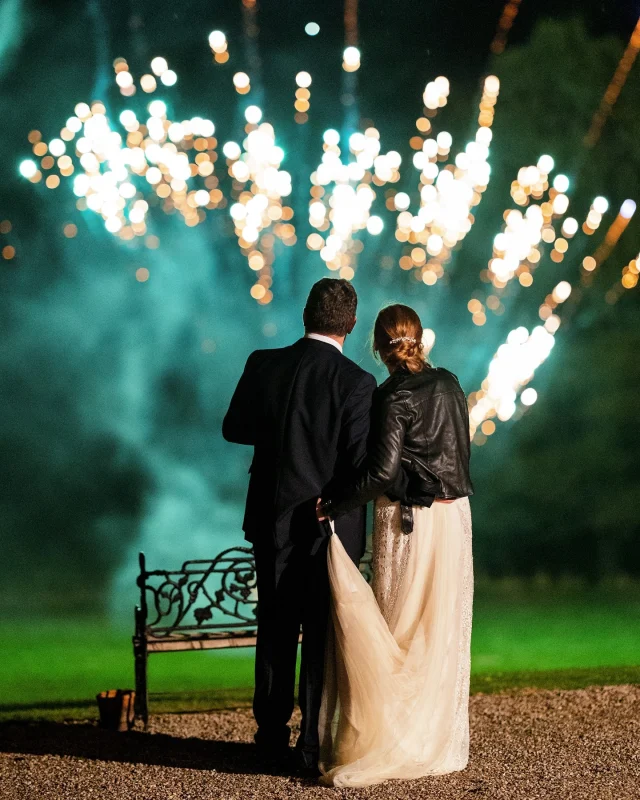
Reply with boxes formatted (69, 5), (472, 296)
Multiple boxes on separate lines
(317, 304), (474, 788)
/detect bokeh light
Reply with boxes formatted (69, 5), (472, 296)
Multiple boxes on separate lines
(620, 199), (636, 219)
(245, 105), (263, 124)
(553, 174), (569, 193)
(19, 159), (37, 178)
(342, 46), (361, 72)
(150, 57), (168, 76)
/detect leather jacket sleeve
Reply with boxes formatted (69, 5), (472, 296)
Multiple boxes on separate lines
(324, 389), (410, 517)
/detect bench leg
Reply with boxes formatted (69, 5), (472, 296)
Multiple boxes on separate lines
(133, 602), (149, 731)
(133, 637), (148, 730)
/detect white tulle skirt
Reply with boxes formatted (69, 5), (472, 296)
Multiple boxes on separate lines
(319, 497), (473, 788)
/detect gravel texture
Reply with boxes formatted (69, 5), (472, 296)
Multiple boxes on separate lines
(1, 684), (639, 799)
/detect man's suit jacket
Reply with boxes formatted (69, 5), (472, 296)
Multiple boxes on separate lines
(223, 337), (376, 552)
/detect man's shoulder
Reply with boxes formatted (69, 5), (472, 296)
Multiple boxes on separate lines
(335, 351), (376, 388)
(299, 342), (375, 390)
(245, 341), (375, 389)
(245, 342), (298, 364)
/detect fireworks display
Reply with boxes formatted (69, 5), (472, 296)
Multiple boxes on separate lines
(393, 75), (498, 287)
(18, 29), (638, 447)
(467, 171), (602, 326)
(307, 126), (398, 279)
(466, 192), (636, 442)
(227, 121), (295, 303)
(21, 84), (223, 244)
(468, 324), (556, 440)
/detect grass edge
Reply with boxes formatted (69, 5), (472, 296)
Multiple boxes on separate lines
(1, 665), (638, 724)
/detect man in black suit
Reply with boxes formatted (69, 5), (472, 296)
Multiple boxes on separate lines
(223, 278), (376, 773)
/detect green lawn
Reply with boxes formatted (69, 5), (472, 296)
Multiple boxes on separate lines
(2, 581), (638, 721)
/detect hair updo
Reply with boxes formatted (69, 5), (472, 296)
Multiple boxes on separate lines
(373, 304), (428, 374)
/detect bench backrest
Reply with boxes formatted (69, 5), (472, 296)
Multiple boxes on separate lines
(137, 547), (258, 637)
(137, 546), (373, 639)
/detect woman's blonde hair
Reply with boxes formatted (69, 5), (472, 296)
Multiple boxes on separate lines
(373, 304), (428, 374)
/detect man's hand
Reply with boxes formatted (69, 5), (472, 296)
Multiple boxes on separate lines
(316, 497), (328, 521)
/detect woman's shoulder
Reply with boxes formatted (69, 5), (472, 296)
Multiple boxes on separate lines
(429, 365), (463, 389)
(378, 366), (462, 397)
(376, 369), (408, 395)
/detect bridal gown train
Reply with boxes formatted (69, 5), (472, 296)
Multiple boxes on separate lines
(318, 496), (473, 788)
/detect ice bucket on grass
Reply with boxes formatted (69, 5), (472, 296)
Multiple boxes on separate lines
(96, 689), (135, 732)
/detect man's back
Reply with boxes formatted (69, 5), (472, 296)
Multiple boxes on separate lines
(222, 278), (374, 769)
(223, 337), (376, 547)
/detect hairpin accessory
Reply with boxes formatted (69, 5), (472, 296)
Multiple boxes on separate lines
(389, 336), (416, 344)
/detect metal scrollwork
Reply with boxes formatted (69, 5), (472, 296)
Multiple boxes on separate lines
(142, 546), (258, 639)
(140, 544), (373, 641)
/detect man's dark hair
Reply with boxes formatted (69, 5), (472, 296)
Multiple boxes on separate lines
(304, 278), (358, 336)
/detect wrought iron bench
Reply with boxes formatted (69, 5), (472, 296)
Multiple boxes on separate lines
(133, 546), (372, 727)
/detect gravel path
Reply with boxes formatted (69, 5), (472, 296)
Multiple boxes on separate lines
(1, 684), (638, 799)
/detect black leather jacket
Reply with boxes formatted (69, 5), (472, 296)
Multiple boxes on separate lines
(324, 366), (473, 529)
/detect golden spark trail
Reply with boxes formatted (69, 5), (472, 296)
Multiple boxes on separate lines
(584, 17), (640, 149)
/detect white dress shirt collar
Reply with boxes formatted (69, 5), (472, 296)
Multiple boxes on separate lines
(305, 333), (343, 353)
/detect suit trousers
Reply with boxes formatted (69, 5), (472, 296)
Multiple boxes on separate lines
(252, 504), (362, 756)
